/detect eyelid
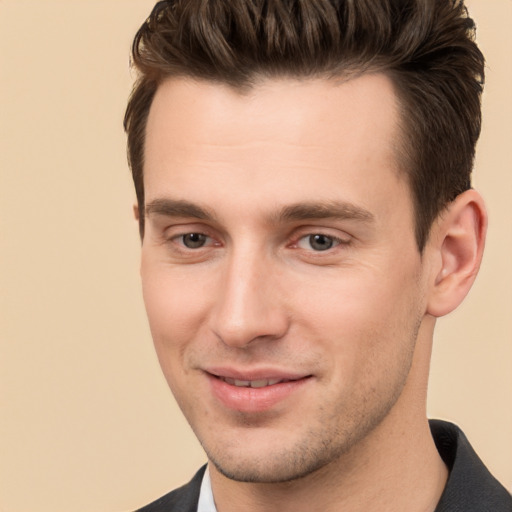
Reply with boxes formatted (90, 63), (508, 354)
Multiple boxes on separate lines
(169, 231), (219, 247)
(174, 232), (206, 245)
(296, 233), (343, 249)
(291, 226), (351, 243)
(162, 221), (215, 237)
(159, 222), (351, 252)
(160, 222), (222, 248)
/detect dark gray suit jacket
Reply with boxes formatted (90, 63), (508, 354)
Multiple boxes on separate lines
(136, 420), (512, 511)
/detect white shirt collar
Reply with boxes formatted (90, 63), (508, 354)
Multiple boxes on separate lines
(197, 465), (218, 512)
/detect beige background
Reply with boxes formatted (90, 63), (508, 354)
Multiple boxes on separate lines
(0, 1), (510, 511)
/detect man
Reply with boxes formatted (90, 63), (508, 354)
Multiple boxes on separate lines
(124, 1), (512, 510)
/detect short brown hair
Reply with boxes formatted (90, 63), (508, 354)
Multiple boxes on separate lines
(124, 0), (484, 249)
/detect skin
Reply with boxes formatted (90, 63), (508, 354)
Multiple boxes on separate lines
(139, 74), (486, 511)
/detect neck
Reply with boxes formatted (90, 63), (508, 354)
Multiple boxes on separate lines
(209, 318), (448, 512)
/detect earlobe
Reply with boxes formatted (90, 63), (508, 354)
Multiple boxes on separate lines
(426, 190), (487, 318)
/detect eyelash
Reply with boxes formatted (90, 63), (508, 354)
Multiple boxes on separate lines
(167, 230), (350, 254)
(294, 233), (349, 252)
(170, 232), (217, 250)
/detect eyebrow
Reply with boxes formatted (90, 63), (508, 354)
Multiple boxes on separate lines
(145, 198), (374, 224)
(275, 201), (374, 224)
(145, 198), (215, 220)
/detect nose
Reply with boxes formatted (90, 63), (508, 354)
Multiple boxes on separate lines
(210, 251), (289, 348)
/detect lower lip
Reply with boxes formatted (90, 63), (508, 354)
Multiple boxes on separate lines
(207, 374), (311, 413)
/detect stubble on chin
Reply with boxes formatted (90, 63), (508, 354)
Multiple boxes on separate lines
(203, 391), (403, 485)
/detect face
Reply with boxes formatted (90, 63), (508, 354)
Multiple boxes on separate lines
(141, 75), (432, 483)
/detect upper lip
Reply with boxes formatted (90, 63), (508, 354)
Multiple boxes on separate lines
(205, 367), (310, 382)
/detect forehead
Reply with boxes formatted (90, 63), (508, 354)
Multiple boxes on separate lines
(146, 73), (400, 154)
(143, 74), (408, 221)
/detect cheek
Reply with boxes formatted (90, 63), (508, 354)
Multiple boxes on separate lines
(297, 268), (414, 330)
(293, 263), (423, 373)
(140, 260), (214, 374)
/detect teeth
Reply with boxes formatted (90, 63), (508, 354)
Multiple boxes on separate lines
(249, 380), (268, 388)
(223, 377), (285, 388)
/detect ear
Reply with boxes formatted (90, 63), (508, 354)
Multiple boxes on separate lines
(426, 189), (487, 318)
(133, 204), (140, 221)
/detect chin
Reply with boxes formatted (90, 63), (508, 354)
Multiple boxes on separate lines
(204, 436), (346, 484)
(199, 389), (406, 485)
(210, 457), (330, 484)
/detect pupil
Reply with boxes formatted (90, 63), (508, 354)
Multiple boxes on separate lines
(310, 234), (333, 251)
(183, 233), (206, 248)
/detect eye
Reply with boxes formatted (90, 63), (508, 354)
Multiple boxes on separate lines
(180, 233), (208, 249)
(297, 234), (340, 251)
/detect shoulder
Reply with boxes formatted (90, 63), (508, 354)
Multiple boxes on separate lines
(135, 465), (207, 512)
(430, 420), (512, 512)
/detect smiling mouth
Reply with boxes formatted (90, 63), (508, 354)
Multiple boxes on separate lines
(220, 377), (292, 388)
(208, 373), (312, 411)
(213, 375), (311, 389)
